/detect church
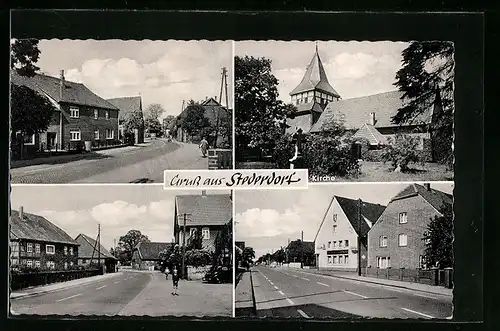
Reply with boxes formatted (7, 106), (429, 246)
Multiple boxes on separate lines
(285, 46), (445, 162)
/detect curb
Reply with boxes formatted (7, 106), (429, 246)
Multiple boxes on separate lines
(10, 272), (123, 300)
(249, 269), (257, 316)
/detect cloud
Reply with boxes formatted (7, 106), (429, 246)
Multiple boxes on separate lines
(235, 207), (304, 238)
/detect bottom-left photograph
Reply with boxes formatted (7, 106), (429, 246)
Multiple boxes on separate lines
(9, 185), (234, 317)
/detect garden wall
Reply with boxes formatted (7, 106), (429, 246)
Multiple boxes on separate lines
(10, 269), (101, 291)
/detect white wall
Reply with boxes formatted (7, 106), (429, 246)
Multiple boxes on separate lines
(315, 197), (359, 270)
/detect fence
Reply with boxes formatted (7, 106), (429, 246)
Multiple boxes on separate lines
(208, 149), (232, 170)
(10, 269), (101, 291)
(361, 267), (453, 288)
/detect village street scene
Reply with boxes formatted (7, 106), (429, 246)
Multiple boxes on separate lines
(235, 183), (453, 319)
(235, 41), (454, 182)
(9, 185), (233, 317)
(10, 39), (233, 184)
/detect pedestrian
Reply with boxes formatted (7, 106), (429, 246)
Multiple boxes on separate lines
(199, 137), (209, 157)
(171, 266), (180, 295)
(165, 266), (169, 280)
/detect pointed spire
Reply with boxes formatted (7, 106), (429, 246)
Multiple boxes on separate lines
(315, 42), (319, 54)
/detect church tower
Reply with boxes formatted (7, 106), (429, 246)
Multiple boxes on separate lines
(286, 44), (341, 133)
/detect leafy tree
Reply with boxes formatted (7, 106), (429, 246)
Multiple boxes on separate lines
(117, 230), (150, 263)
(185, 249), (212, 268)
(393, 41), (454, 166)
(144, 103), (165, 121)
(235, 56), (290, 154)
(241, 247), (255, 270)
(217, 108), (233, 148)
(381, 133), (426, 172)
(182, 100), (211, 138)
(187, 228), (203, 250)
(109, 247), (115, 257)
(122, 111), (144, 133)
(145, 116), (162, 135)
(424, 203), (454, 269)
(158, 245), (175, 272)
(11, 39), (41, 77)
(272, 248), (286, 265)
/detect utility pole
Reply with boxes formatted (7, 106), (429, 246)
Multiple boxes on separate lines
(358, 199), (362, 276)
(215, 67), (228, 149)
(98, 223), (101, 272)
(301, 231), (304, 269)
(180, 213), (191, 280)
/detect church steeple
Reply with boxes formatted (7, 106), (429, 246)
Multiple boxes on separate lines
(289, 45), (340, 108)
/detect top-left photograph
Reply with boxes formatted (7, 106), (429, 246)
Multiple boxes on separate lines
(10, 39), (233, 184)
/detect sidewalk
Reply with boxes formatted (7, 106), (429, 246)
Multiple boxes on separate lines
(10, 272), (123, 299)
(118, 271), (232, 317)
(235, 271), (256, 316)
(294, 268), (453, 297)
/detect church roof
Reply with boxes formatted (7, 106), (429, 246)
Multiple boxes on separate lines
(289, 46), (340, 98)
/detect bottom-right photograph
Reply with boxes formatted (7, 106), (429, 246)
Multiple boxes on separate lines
(234, 182), (454, 320)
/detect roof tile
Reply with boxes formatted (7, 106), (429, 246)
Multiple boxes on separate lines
(176, 194), (232, 227)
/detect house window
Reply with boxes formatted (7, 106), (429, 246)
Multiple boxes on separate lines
(46, 244), (55, 255)
(202, 228), (210, 240)
(345, 255), (349, 264)
(327, 241), (331, 249)
(339, 241), (343, 248)
(35, 260), (40, 268)
(35, 244), (40, 254)
(70, 130), (81, 141)
(399, 212), (408, 224)
(105, 110), (109, 120)
(190, 228), (196, 236)
(106, 129), (114, 139)
(333, 256), (338, 264)
(327, 256), (332, 264)
(18, 132), (35, 145)
(379, 235), (388, 247)
(377, 256), (391, 269)
(333, 214), (337, 223)
(398, 234), (408, 247)
(419, 255), (428, 269)
(345, 240), (349, 247)
(339, 256), (344, 264)
(333, 225), (337, 233)
(70, 107), (80, 118)
(70, 261), (74, 266)
(27, 260), (33, 267)
(27, 243), (33, 253)
(46, 261), (55, 269)
(64, 262), (68, 269)
(69, 247), (73, 255)
(94, 109), (99, 119)
(82, 259), (87, 264)
(333, 241), (337, 248)
(64, 246), (68, 255)
(423, 231), (431, 245)
(94, 130), (100, 140)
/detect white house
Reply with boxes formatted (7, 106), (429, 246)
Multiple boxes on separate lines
(314, 195), (386, 271)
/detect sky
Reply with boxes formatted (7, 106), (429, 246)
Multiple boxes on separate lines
(35, 39), (233, 119)
(10, 185), (231, 251)
(235, 41), (409, 103)
(235, 182), (454, 259)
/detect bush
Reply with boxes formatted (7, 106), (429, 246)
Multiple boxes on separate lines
(381, 133), (426, 171)
(185, 249), (212, 268)
(273, 133), (295, 168)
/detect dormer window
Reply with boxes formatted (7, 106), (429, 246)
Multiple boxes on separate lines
(70, 107), (80, 118)
(105, 111), (109, 120)
(94, 109), (99, 119)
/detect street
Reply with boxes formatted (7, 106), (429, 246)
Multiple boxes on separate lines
(249, 265), (453, 319)
(10, 140), (208, 184)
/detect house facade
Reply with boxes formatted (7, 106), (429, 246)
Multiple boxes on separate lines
(367, 183), (453, 270)
(10, 207), (79, 270)
(314, 196), (386, 271)
(174, 191), (232, 253)
(11, 70), (119, 154)
(75, 233), (117, 273)
(106, 96), (145, 144)
(131, 242), (173, 270)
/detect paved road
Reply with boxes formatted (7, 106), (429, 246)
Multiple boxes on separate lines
(10, 272), (151, 316)
(250, 266), (452, 319)
(10, 140), (208, 184)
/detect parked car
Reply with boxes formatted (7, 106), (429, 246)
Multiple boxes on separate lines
(270, 262), (277, 268)
(203, 266), (232, 284)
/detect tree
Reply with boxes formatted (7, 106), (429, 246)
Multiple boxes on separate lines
(117, 230), (150, 263)
(123, 111), (144, 133)
(145, 116), (162, 135)
(241, 247), (255, 270)
(182, 100), (211, 138)
(109, 247), (115, 257)
(144, 103), (165, 121)
(273, 249), (286, 265)
(424, 203), (454, 269)
(393, 41), (454, 166)
(381, 133), (426, 172)
(11, 39), (41, 77)
(217, 108), (233, 148)
(187, 228), (203, 250)
(235, 56), (290, 153)
(185, 249), (212, 268)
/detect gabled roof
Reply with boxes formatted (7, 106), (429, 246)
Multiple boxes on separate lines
(75, 233), (116, 259)
(134, 242), (173, 260)
(286, 240), (315, 254)
(175, 194), (232, 227)
(10, 210), (79, 246)
(391, 184), (453, 213)
(353, 123), (388, 145)
(294, 101), (324, 114)
(178, 99), (230, 127)
(290, 47), (340, 98)
(106, 96), (142, 118)
(11, 71), (119, 110)
(310, 90), (433, 133)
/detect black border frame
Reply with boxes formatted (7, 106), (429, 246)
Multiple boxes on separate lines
(5, 9), (486, 331)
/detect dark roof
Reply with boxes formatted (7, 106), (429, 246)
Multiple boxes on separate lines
(106, 96), (142, 119)
(309, 90), (433, 133)
(135, 242), (173, 260)
(352, 124), (388, 145)
(75, 233), (116, 259)
(286, 240), (315, 254)
(179, 98), (230, 127)
(335, 196), (386, 237)
(11, 71), (118, 110)
(290, 48), (340, 98)
(175, 194), (232, 227)
(10, 210), (79, 246)
(391, 184), (453, 212)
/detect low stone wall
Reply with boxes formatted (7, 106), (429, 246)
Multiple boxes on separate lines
(187, 265), (211, 280)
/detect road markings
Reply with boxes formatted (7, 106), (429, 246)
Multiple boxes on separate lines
(95, 285), (107, 290)
(114, 281), (121, 284)
(297, 309), (311, 319)
(301, 277), (310, 281)
(286, 298), (294, 305)
(273, 285), (279, 290)
(317, 282), (329, 287)
(56, 293), (82, 302)
(269, 281), (274, 285)
(401, 308), (435, 319)
(343, 290), (369, 299)
(278, 290), (285, 296)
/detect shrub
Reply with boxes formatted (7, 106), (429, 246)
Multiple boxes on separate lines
(381, 133), (426, 171)
(273, 133), (295, 168)
(185, 249), (212, 268)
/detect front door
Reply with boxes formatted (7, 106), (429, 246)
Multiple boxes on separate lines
(47, 133), (57, 150)
(351, 143), (362, 159)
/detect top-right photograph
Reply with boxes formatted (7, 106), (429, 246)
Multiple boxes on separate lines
(234, 41), (454, 183)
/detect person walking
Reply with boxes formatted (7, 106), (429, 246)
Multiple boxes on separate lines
(171, 265), (180, 295)
(199, 137), (209, 158)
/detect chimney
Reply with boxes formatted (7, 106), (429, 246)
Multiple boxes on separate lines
(214, 96), (217, 102)
(59, 70), (65, 99)
(424, 183), (431, 191)
(369, 112), (376, 125)
(201, 190), (207, 197)
(19, 206), (24, 220)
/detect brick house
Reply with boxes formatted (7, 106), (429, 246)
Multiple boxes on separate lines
(314, 196), (386, 271)
(287, 47), (446, 162)
(11, 70), (119, 154)
(10, 207), (79, 270)
(174, 191), (232, 253)
(75, 233), (117, 273)
(367, 183), (453, 270)
(131, 242), (173, 270)
(106, 96), (145, 144)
